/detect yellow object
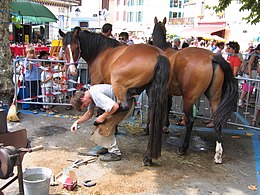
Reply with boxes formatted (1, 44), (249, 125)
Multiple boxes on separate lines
(7, 104), (20, 122)
(51, 40), (62, 47)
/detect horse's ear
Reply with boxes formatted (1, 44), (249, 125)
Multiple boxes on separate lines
(163, 17), (167, 25)
(73, 26), (81, 38)
(154, 17), (158, 24)
(59, 29), (65, 37)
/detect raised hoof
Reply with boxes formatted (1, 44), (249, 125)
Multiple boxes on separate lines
(178, 147), (187, 155)
(142, 157), (152, 166)
(119, 102), (129, 111)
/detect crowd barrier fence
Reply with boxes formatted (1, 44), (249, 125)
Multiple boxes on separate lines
(13, 58), (260, 130)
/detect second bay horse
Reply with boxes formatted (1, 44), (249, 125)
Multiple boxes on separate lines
(59, 27), (170, 166)
(150, 17), (238, 163)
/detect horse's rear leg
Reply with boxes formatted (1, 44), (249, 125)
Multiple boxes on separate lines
(206, 94), (223, 164)
(179, 106), (194, 155)
(214, 132), (223, 164)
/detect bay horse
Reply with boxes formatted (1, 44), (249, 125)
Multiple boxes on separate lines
(150, 17), (238, 163)
(59, 27), (170, 166)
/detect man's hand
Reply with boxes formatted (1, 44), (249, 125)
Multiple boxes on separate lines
(96, 115), (106, 124)
(71, 121), (78, 132)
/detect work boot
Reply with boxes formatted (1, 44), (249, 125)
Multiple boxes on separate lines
(96, 147), (108, 155)
(99, 153), (121, 162)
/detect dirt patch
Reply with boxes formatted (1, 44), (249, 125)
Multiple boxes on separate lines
(3, 111), (258, 195)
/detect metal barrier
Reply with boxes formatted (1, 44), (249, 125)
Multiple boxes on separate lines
(136, 76), (260, 131)
(13, 58), (260, 130)
(13, 58), (89, 108)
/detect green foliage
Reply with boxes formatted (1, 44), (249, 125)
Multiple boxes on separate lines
(11, 15), (22, 28)
(214, 0), (260, 24)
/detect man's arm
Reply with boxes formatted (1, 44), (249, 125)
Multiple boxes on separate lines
(71, 108), (94, 132)
(95, 102), (119, 123)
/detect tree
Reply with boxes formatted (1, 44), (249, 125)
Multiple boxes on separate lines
(0, 0), (14, 105)
(215, 0), (260, 24)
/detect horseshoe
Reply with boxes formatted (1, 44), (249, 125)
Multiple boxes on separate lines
(82, 179), (96, 187)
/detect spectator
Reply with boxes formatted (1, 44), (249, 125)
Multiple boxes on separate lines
(41, 62), (55, 115)
(101, 23), (113, 38)
(173, 38), (181, 50)
(238, 44), (260, 107)
(213, 42), (225, 55)
(23, 46), (42, 114)
(227, 41), (242, 76)
(181, 42), (189, 49)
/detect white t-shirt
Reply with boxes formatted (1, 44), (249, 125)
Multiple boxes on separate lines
(41, 69), (53, 88)
(89, 84), (116, 112)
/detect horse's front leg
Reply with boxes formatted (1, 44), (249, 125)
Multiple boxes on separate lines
(179, 108), (194, 155)
(214, 126), (223, 164)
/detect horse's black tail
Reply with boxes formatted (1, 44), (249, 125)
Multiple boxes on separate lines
(147, 55), (170, 159)
(212, 55), (238, 129)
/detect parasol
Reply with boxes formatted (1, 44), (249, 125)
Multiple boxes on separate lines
(11, 1), (58, 24)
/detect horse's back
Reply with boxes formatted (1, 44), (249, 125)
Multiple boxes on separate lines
(97, 44), (167, 87)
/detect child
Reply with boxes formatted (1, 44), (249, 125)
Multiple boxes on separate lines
(41, 62), (55, 115)
(23, 46), (42, 114)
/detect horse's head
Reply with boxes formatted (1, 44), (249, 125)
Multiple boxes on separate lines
(59, 27), (81, 76)
(152, 17), (169, 49)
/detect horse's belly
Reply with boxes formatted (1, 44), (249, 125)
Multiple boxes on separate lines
(169, 83), (182, 96)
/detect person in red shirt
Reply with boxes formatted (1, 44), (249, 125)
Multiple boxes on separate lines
(226, 41), (242, 76)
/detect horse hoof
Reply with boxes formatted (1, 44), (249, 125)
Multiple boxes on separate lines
(178, 147), (187, 155)
(144, 127), (149, 135)
(142, 157), (152, 166)
(214, 156), (222, 164)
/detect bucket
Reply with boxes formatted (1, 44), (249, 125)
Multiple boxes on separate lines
(23, 167), (52, 195)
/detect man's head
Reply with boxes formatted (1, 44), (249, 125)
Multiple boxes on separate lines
(70, 91), (92, 111)
(101, 23), (113, 37)
(118, 32), (129, 45)
(174, 38), (181, 47)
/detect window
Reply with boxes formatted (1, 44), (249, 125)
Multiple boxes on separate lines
(136, 11), (143, 22)
(178, 12), (181, 17)
(80, 22), (89, 28)
(179, 1), (182, 8)
(117, 0), (120, 6)
(127, 12), (134, 22)
(173, 12), (177, 18)
(174, 0), (178, 7)
(137, 0), (143, 5)
(123, 0), (127, 5)
(169, 11), (173, 19)
(170, 0), (173, 7)
(128, 0), (134, 6)
(123, 10), (126, 21)
(116, 11), (119, 21)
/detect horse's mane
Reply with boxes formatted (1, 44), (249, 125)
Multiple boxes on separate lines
(152, 22), (170, 50)
(63, 30), (121, 63)
(79, 31), (121, 61)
